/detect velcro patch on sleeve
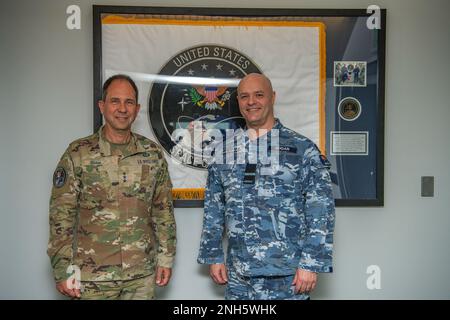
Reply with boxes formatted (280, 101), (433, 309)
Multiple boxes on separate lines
(53, 167), (67, 188)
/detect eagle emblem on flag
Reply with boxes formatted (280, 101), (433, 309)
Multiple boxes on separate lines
(189, 85), (231, 110)
(148, 44), (262, 169)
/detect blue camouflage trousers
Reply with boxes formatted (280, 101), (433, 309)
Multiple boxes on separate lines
(225, 266), (309, 300)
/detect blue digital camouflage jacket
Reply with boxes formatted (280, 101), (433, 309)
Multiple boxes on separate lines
(198, 120), (335, 276)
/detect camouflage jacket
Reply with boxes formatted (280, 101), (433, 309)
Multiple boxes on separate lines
(47, 128), (176, 282)
(197, 120), (335, 276)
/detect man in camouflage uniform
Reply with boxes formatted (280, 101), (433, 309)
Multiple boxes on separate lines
(197, 73), (335, 300)
(48, 74), (176, 299)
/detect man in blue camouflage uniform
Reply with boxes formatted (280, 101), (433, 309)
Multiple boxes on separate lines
(197, 73), (335, 300)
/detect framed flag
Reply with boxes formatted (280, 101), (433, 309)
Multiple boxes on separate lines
(93, 6), (386, 207)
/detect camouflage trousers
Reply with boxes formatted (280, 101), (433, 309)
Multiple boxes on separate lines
(79, 274), (155, 300)
(225, 267), (309, 300)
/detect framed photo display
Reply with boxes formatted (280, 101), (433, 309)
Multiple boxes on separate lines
(93, 6), (386, 207)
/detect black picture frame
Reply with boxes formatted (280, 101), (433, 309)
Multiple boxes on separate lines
(93, 6), (386, 207)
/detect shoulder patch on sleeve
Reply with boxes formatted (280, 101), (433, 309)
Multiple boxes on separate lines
(53, 167), (67, 188)
(319, 155), (331, 169)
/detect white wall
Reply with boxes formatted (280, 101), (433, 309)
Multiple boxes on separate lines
(1, 0), (449, 299)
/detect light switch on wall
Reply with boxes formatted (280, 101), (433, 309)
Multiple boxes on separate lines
(421, 176), (434, 197)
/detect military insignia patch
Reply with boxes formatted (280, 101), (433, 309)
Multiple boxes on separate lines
(319, 154), (331, 169)
(53, 167), (67, 188)
(148, 44), (262, 169)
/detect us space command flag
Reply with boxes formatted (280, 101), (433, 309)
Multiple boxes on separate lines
(101, 14), (326, 200)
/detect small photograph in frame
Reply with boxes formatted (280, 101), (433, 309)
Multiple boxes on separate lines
(334, 61), (367, 87)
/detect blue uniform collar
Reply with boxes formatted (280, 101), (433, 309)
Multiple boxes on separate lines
(243, 118), (283, 140)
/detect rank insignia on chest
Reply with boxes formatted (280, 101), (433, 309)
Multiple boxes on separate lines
(243, 163), (257, 185)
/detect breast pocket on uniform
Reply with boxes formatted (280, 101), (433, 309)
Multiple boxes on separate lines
(79, 159), (111, 209)
(257, 162), (296, 198)
(220, 165), (243, 202)
(139, 164), (158, 200)
(124, 162), (158, 202)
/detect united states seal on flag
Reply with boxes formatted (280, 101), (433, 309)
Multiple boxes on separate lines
(101, 14), (326, 205)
